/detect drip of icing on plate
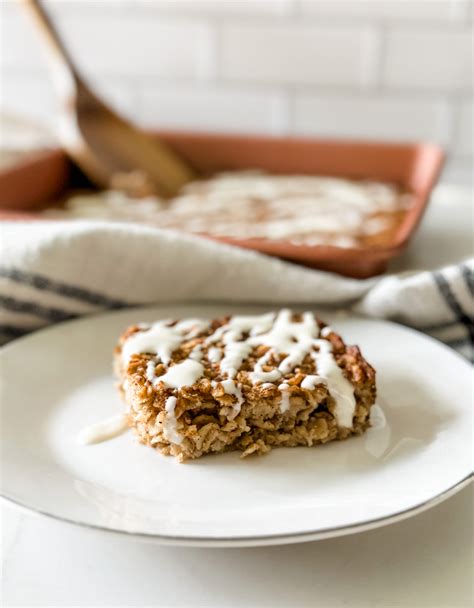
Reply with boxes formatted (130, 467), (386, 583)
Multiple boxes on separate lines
(76, 413), (129, 445)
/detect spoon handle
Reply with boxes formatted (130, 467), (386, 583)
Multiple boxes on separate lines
(20, 0), (83, 87)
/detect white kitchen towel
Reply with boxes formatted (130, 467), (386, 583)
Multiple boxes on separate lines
(1, 220), (473, 360)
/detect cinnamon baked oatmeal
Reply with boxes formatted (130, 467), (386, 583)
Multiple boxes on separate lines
(115, 310), (376, 461)
(46, 171), (412, 249)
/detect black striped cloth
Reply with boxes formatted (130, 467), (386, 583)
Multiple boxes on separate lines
(1, 221), (472, 361)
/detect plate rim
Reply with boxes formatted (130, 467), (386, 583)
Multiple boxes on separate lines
(2, 477), (472, 547)
(0, 301), (472, 370)
(1, 303), (473, 547)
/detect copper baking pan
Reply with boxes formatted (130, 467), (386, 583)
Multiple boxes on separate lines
(0, 131), (444, 278)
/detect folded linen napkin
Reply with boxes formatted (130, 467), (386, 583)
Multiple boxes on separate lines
(1, 220), (472, 360)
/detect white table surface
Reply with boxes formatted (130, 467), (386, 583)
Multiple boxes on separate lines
(2, 484), (473, 608)
(2, 179), (473, 608)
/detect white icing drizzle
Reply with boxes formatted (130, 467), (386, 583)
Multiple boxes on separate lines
(248, 310), (318, 358)
(163, 396), (183, 444)
(246, 310), (319, 385)
(261, 382), (275, 389)
(174, 319), (210, 337)
(77, 413), (129, 445)
(230, 313), (276, 337)
(122, 319), (208, 366)
(212, 313), (276, 380)
(311, 339), (356, 428)
(279, 383), (291, 413)
(204, 325), (227, 345)
(123, 319), (208, 390)
(122, 309), (356, 430)
(220, 341), (253, 379)
(121, 321), (183, 365)
(189, 345), (203, 361)
(320, 326), (333, 338)
(209, 309), (355, 427)
(146, 360), (156, 383)
(278, 344), (309, 374)
(220, 379), (244, 417)
(249, 350), (281, 384)
(250, 367), (281, 384)
(154, 359), (204, 389)
(301, 374), (326, 390)
(207, 346), (222, 363)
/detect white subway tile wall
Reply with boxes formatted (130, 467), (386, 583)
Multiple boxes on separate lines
(294, 95), (451, 141)
(136, 85), (289, 133)
(299, 0), (470, 20)
(384, 29), (472, 90)
(0, 0), (472, 174)
(454, 100), (474, 156)
(220, 24), (378, 86)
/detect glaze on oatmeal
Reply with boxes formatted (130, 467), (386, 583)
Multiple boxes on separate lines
(114, 310), (377, 462)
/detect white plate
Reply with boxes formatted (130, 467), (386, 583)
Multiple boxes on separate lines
(1, 305), (472, 547)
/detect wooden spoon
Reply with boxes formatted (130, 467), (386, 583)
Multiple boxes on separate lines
(20, 0), (196, 197)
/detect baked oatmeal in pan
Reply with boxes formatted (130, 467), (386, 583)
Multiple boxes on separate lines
(48, 172), (412, 250)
